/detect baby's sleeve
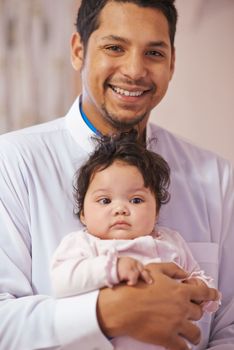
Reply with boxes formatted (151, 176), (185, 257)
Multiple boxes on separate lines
(50, 232), (120, 297)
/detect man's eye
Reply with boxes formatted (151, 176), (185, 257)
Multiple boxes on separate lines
(98, 198), (111, 205)
(105, 45), (123, 53)
(145, 50), (163, 57)
(130, 197), (143, 204)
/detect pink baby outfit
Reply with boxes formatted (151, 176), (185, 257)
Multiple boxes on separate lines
(51, 226), (220, 350)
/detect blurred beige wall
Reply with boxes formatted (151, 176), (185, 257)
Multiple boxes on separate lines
(154, 0), (234, 164)
(0, 0), (79, 132)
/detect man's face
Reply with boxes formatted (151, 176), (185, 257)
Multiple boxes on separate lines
(71, 1), (175, 134)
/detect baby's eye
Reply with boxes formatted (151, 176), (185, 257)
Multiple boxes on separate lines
(130, 197), (144, 204)
(98, 198), (111, 205)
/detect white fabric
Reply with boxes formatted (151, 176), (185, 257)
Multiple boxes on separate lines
(0, 97), (234, 349)
(51, 226), (220, 350)
(51, 226), (216, 301)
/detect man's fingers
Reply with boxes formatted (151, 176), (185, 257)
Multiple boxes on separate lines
(188, 283), (219, 304)
(156, 320), (199, 350)
(147, 262), (189, 280)
(179, 320), (201, 346)
(167, 336), (192, 350)
(204, 287), (220, 302)
(187, 301), (203, 321)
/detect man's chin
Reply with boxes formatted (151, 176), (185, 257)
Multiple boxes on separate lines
(102, 107), (147, 130)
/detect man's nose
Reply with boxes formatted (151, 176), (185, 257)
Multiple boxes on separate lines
(120, 51), (148, 81)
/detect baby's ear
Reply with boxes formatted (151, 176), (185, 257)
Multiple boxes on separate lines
(155, 211), (159, 224)
(80, 210), (86, 226)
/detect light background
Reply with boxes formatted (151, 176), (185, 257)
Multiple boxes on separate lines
(155, 0), (234, 164)
(0, 0), (233, 164)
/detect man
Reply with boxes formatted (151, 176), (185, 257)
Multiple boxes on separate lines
(0, 1), (233, 349)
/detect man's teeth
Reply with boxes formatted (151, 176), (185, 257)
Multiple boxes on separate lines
(112, 86), (144, 97)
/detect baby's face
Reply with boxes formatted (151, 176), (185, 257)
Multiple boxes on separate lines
(80, 160), (157, 240)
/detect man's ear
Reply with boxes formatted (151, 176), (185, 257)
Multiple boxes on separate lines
(169, 46), (176, 81)
(71, 32), (84, 71)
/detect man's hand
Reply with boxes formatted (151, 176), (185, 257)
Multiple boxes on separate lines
(97, 262), (219, 350)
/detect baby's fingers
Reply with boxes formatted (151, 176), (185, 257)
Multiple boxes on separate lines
(127, 268), (141, 285)
(138, 263), (153, 284)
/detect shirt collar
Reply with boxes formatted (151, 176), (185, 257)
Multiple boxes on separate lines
(65, 96), (95, 153)
(79, 100), (100, 136)
(65, 95), (152, 151)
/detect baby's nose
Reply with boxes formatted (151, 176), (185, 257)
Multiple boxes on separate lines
(114, 206), (129, 216)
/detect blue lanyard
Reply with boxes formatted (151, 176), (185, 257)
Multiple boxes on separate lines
(79, 102), (100, 135)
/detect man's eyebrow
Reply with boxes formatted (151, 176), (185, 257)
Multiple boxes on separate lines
(100, 35), (130, 45)
(100, 35), (169, 49)
(148, 41), (170, 49)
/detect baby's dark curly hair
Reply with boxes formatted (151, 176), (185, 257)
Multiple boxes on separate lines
(74, 130), (170, 218)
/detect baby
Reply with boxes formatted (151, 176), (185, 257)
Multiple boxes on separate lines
(51, 130), (220, 350)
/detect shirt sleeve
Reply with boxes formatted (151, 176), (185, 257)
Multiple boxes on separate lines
(207, 161), (234, 349)
(175, 160), (234, 348)
(0, 200), (113, 350)
(51, 232), (119, 298)
(0, 145), (113, 350)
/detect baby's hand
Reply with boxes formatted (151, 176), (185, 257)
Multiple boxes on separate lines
(117, 257), (153, 286)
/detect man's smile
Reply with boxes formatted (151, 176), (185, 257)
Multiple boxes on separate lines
(109, 84), (149, 97)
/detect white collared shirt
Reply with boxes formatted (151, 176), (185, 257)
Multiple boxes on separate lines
(0, 97), (234, 349)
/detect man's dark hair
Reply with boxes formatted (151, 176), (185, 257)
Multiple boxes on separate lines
(76, 0), (178, 52)
(74, 130), (170, 218)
